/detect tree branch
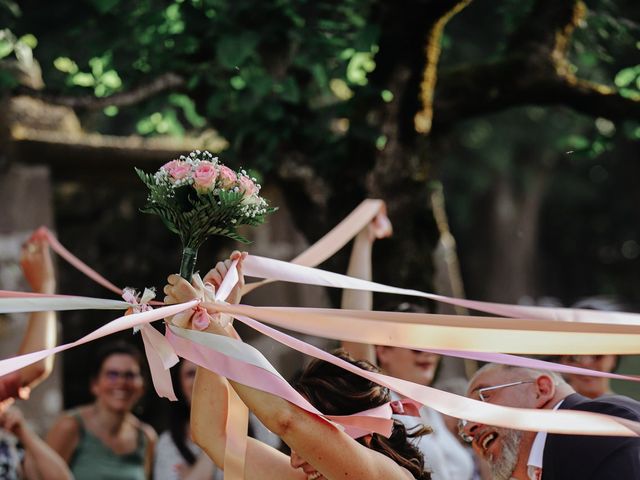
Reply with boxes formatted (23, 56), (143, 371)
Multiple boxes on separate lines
(413, 0), (473, 134)
(427, 0), (640, 129)
(15, 72), (185, 110)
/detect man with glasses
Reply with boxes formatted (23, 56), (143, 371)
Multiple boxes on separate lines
(460, 364), (640, 480)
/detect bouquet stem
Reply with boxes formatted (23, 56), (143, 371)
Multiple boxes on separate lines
(179, 247), (198, 280)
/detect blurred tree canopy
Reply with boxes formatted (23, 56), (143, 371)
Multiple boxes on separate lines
(1, 0), (639, 309)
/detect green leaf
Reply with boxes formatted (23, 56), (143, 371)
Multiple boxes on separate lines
(53, 57), (78, 74)
(101, 70), (122, 89)
(169, 94), (206, 128)
(18, 34), (37, 49)
(279, 77), (300, 103)
(216, 33), (258, 69)
(615, 67), (639, 88)
(72, 72), (95, 87)
(0, 40), (12, 59)
(230, 75), (246, 90)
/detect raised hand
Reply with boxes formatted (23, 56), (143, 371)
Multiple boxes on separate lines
(20, 234), (56, 294)
(202, 250), (247, 305)
(163, 273), (203, 328)
(368, 210), (393, 242)
(164, 251), (247, 330)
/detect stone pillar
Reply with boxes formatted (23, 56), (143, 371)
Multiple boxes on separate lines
(0, 164), (63, 434)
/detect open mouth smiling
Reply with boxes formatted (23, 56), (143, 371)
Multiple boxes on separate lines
(476, 430), (499, 457)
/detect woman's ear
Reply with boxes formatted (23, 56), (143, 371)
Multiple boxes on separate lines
(535, 374), (556, 407)
(362, 434), (373, 447)
(374, 346), (388, 368)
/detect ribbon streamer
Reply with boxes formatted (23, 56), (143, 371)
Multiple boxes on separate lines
(242, 255), (640, 327)
(0, 301), (198, 379)
(209, 303), (640, 355)
(168, 316), (640, 437)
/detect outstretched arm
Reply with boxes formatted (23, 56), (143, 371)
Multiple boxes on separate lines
(341, 213), (392, 363)
(18, 237), (57, 387)
(166, 253), (408, 480)
(0, 236), (58, 402)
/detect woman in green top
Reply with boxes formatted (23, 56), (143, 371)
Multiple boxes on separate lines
(46, 342), (157, 480)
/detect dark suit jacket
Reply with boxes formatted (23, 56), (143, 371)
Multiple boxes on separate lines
(542, 393), (640, 479)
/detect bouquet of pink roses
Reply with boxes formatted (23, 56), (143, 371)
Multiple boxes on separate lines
(136, 150), (276, 279)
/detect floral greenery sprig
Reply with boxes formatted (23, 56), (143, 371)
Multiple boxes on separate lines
(136, 150), (277, 279)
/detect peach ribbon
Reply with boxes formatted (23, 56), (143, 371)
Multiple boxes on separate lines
(168, 314), (640, 437)
(242, 199), (387, 294)
(210, 303), (640, 354)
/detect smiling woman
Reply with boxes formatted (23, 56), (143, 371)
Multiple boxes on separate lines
(45, 342), (157, 480)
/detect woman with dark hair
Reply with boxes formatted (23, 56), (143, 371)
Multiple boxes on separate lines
(153, 359), (221, 480)
(164, 252), (432, 480)
(46, 341), (157, 479)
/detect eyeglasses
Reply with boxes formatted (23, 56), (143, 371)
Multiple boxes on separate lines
(457, 419), (473, 444)
(476, 380), (535, 402)
(562, 355), (604, 364)
(102, 370), (142, 383)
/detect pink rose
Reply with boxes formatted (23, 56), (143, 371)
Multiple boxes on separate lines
(193, 161), (218, 193)
(162, 160), (190, 181)
(218, 166), (237, 189)
(161, 160), (180, 172)
(238, 175), (258, 197)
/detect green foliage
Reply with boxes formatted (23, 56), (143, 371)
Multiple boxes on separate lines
(53, 53), (122, 97)
(10, 0), (378, 170)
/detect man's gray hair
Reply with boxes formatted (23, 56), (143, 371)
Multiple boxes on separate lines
(472, 363), (566, 385)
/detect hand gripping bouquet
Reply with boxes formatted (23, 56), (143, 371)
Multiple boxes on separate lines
(136, 150), (277, 279)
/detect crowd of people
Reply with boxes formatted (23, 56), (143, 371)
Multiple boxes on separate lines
(3, 221), (640, 479)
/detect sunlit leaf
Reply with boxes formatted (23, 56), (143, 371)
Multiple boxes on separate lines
(101, 70), (122, 89)
(0, 40), (12, 59)
(72, 72), (95, 87)
(614, 67), (638, 88)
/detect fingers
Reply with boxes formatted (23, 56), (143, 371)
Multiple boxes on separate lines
(370, 212), (393, 239)
(230, 250), (247, 281)
(203, 262), (225, 287)
(164, 275), (200, 304)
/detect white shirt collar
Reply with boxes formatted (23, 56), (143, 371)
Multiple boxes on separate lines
(526, 399), (564, 479)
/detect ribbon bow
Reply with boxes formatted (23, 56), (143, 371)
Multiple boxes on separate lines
(172, 262), (240, 331)
(123, 287), (156, 333)
(122, 287), (179, 401)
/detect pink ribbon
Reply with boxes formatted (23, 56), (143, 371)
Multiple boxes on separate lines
(0, 301), (198, 378)
(120, 287), (180, 400)
(169, 315), (640, 437)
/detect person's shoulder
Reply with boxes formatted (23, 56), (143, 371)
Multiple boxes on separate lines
(50, 407), (86, 433)
(126, 413), (158, 443)
(46, 409), (83, 445)
(140, 421), (158, 444)
(568, 394), (640, 422)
